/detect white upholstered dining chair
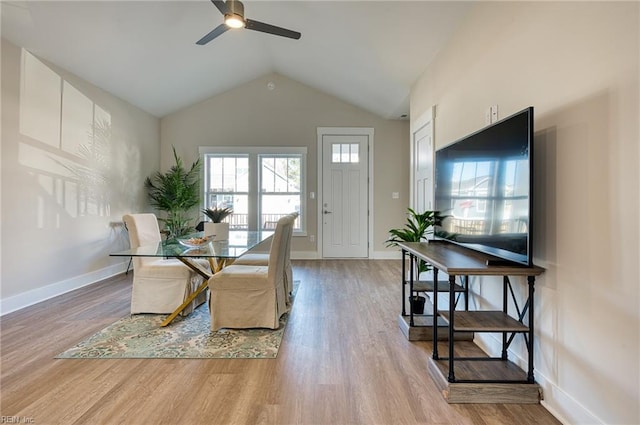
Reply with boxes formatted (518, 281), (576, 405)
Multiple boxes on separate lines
(231, 212), (297, 303)
(207, 214), (295, 330)
(123, 213), (208, 315)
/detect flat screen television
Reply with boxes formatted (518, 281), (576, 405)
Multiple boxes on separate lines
(434, 107), (534, 266)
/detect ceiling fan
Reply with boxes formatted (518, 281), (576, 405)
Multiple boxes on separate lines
(196, 0), (302, 45)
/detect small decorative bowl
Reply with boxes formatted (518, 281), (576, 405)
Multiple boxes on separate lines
(178, 235), (215, 248)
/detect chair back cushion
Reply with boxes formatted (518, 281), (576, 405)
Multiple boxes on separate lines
(123, 213), (162, 248)
(283, 212), (298, 294)
(267, 215), (294, 283)
(123, 213), (162, 268)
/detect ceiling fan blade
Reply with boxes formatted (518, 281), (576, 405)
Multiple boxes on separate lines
(245, 19), (301, 40)
(196, 23), (230, 45)
(211, 0), (228, 15)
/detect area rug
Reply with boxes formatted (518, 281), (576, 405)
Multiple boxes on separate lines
(56, 283), (298, 360)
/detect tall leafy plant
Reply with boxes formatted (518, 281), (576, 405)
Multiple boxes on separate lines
(145, 147), (201, 239)
(386, 208), (446, 275)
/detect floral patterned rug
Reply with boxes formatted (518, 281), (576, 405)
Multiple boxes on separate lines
(56, 285), (297, 359)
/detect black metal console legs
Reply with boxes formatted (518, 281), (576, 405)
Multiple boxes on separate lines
(432, 267), (439, 359)
(528, 275), (535, 383)
(448, 274), (456, 382)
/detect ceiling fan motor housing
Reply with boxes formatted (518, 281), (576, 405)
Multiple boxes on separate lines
(226, 0), (245, 23)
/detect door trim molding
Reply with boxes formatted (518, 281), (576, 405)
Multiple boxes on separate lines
(410, 106), (435, 210)
(316, 127), (374, 259)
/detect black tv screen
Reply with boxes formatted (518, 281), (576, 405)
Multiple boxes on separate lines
(434, 107), (534, 266)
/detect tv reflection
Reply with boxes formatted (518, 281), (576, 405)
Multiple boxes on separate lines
(437, 157), (529, 257)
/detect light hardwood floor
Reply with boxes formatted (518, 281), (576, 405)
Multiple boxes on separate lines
(0, 260), (561, 424)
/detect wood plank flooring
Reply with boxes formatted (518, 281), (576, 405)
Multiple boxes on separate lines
(0, 260), (561, 424)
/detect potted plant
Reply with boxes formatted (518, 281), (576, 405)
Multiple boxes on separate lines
(386, 208), (446, 270)
(202, 206), (233, 240)
(386, 208), (446, 314)
(145, 146), (201, 239)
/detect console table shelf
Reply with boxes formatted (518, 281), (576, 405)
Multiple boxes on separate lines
(428, 342), (542, 404)
(413, 280), (465, 293)
(439, 311), (530, 333)
(398, 240), (544, 404)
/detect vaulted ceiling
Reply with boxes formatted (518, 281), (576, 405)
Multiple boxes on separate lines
(1, 1), (472, 119)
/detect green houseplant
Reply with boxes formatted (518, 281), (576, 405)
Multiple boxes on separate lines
(386, 208), (446, 272)
(145, 147), (201, 239)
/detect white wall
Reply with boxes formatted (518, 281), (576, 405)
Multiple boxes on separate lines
(161, 72), (410, 256)
(411, 2), (639, 424)
(1, 39), (160, 314)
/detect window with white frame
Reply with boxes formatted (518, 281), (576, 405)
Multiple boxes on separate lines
(203, 154), (249, 229)
(200, 147), (306, 233)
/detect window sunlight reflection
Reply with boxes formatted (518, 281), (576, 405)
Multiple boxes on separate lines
(18, 48), (113, 223)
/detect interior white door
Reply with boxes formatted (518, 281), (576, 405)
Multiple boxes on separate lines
(321, 135), (368, 258)
(412, 115), (434, 211)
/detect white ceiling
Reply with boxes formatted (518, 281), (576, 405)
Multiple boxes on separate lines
(1, 1), (472, 119)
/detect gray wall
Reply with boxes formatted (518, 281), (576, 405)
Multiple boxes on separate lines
(411, 2), (639, 424)
(161, 72), (410, 256)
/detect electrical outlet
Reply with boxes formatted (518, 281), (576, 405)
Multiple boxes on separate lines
(309, 235), (315, 242)
(485, 108), (492, 125)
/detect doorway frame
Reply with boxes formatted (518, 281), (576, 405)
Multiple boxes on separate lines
(316, 127), (374, 259)
(410, 106), (435, 210)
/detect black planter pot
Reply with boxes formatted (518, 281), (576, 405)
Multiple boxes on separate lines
(410, 295), (426, 315)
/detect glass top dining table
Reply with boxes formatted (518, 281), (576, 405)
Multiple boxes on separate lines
(110, 230), (272, 326)
(110, 230), (272, 260)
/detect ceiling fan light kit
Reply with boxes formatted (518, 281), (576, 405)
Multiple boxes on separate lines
(225, 15), (245, 28)
(196, 0), (302, 45)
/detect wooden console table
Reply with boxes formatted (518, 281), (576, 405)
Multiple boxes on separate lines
(398, 240), (545, 403)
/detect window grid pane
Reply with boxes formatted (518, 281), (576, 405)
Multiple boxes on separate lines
(288, 158), (300, 191)
(332, 144), (341, 162)
(341, 144), (350, 162)
(237, 157), (249, 192)
(350, 143), (359, 163)
(208, 157), (223, 191)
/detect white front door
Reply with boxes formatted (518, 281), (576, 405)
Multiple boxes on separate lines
(320, 134), (369, 258)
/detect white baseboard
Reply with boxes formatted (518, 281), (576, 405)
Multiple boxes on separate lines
(0, 261), (129, 316)
(291, 251), (320, 260)
(290, 251), (401, 260)
(372, 250), (402, 260)
(474, 334), (603, 425)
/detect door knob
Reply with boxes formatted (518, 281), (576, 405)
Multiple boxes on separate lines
(323, 210), (332, 214)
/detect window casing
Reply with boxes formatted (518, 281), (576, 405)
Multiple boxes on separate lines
(200, 147), (306, 233)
